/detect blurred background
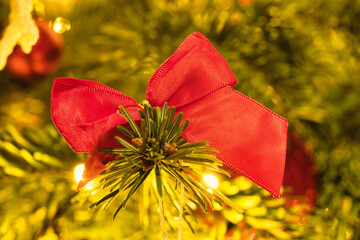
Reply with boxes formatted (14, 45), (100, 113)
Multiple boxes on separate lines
(0, 0), (359, 239)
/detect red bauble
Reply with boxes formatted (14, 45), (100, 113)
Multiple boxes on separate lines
(6, 20), (64, 82)
(238, 0), (252, 7)
(225, 130), (318, 207)
(283, 131), (318, 207)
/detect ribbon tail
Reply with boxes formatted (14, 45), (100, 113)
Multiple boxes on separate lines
(180, 87), (288, 198)
(77, 127), (123, 191)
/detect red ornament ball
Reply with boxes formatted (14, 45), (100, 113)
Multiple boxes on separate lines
(225, 130), (318, 207)
(283, 131), (318, 207)
(6, 20), (64, 82)
(238, 0), (252, 7)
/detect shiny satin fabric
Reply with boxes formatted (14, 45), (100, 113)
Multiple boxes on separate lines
(51, 32), (288, 197)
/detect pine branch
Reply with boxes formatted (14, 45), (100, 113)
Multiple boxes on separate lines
(90, 102), (242, 220)
(0, 125), (85, 178)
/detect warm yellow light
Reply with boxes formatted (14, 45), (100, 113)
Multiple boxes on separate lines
(85, 181), (94, 190)
(203, 174), (219, 189)
(34, 1), (45, 14)
(53, 23), (62, 33)
(74, 164), (85, 183)
(52, 17), (71, 34)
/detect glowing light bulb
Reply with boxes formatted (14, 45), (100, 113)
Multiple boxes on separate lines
(52, 17), (71, 34)
(85, 181), (94, 190)
(203, 174), (219, 189)
(74, 164), (85, 183)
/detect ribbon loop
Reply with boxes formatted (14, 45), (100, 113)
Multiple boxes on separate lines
(51, 78), (140, 152)
(146, 32), (237, 108)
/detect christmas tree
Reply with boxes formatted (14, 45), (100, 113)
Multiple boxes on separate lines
(0, 0), (359, 239)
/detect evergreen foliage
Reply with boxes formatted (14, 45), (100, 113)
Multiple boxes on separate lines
(0, 0), (359, 239)
(92, 102), (240, 220)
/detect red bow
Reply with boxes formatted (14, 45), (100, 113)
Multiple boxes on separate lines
(51, 32), (288, 197)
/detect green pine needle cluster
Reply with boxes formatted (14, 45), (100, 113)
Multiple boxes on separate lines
(91, 102), (243, 220)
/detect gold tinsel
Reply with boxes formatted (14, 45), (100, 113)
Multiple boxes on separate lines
(0, 0), (39, 70)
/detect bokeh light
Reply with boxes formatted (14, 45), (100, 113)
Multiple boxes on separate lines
(74, 164), (85, 183)
(203, 174), (219, 189)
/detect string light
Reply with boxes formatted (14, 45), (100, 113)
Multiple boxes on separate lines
(52, 17), (71, 34)
(74, 164), (94, 190)
(203, 174), (219, 189)
(74, 164), (85, 183)
(85, 181), (94, 190)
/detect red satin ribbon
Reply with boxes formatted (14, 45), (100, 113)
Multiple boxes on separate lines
(51, 32), (288, 197)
